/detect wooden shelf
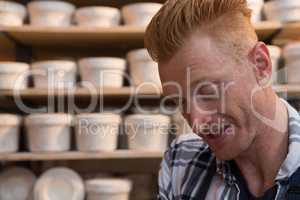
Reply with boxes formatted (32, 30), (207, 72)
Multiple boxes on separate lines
(64, 0), (165, 7)
(0, 26), (145, 48)
(0, 21), (290, 48)
(0, 86), (162, 99)
(273, 84), (300, 97)
(274, 22), (300, 45)
(1, 85), (300, 99)
(0, 150), (163, 161)
(254, 21), (282, 41)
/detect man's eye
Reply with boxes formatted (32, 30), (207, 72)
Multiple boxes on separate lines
(197, 95), (219, 101)
(194, 86), (220, 101)
(198, 88), (217, 95)
(196, 84), (219, 95)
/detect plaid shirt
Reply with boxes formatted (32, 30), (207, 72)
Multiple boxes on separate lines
(158, 99), (300, 200)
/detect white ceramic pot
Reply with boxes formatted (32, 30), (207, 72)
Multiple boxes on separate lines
(0, 114), (21, 153)
(132, 105), (177, 115)
(79, 57), (126, 88)
(284, 43), (300, 84)
(131, 106), (161, 115)
(127, 174), (157, 200)
(247, 0), (264, 23)
(75, 6), (121, 27)
(28, 0), (75, 27)
(25, 113), (73, 152)
(122, 3), (162, 26)
(0, 62), (29, 90)
(267, 45), (281, 84)
(31, 60), (77, 89)
(0, 167), (36, 200)
(34, 167), (84, 200)
(86, 178), (132, 200)
(0, 1), (26, 26)
(125, 114), (170, 151)
(0, 13), (23, 26)
(127, 49), (161, 87)
(264, 0), (300, 22)
(75, 113), (121, 151)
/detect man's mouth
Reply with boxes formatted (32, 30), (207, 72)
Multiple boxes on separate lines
(198, 121), (235, 140)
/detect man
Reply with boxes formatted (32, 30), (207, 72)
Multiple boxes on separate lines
(145, 0), (300, 199)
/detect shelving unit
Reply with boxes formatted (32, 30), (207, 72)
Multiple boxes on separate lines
(0, 84), (299, 99)
(0, 86), (161, 99)
(2, 21), (300, 48)
(0, 26), (145, 48)
(0, 2), (300, 199)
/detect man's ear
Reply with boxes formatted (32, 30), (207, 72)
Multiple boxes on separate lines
(249, 42), (272, 86)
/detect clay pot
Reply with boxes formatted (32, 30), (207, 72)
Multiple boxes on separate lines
(25, 113), (73, 152)
(127, 49), (161, 88)
(264, 0), (300, 22)
(0, 114), (21, 153)
(247, 0), (264, 23)
(75, 6), (121, 27)
(31, 60), (77, 89)
(125, 114), (170, 151)
(28, 0), (75, 27)
(122, 3), (162, 26)
(0, 62), (29, 90)
(0, 1), (26, 26)
(75, 113), (121, 151)
(284, 43), (300, 83)
(85, 178), (132, 200)
(34, 167), (84, 200)
(79, 57), (126, 88)
(0, 167), (36, 200)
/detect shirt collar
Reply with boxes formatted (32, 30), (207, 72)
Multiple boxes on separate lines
(216, 159), (237, 185)
(276, 99), (300, 180)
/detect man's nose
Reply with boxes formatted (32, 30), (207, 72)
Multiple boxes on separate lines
(189, 99), (218, 119)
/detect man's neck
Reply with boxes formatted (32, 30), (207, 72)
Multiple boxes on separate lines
(234, 96), (289, 197)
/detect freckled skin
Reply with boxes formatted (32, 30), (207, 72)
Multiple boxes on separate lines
(159, 31), (275, 161)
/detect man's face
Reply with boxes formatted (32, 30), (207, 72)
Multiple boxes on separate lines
(159, 32), (264, 160)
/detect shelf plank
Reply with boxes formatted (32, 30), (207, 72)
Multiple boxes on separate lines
(274, 22), (300, 45)
(273, 84), (300, 96)
(64, 0), (165, 7)
(0, 26), (145, 48)
(254, 21), (282, 41)
(0, 85), (299, 98)
(0, 86), (162, 98)
(0, 21), (285, 48)
(0, 150), (163, 161)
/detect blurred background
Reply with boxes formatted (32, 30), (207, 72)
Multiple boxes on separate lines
(0, 0), (299, 199)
